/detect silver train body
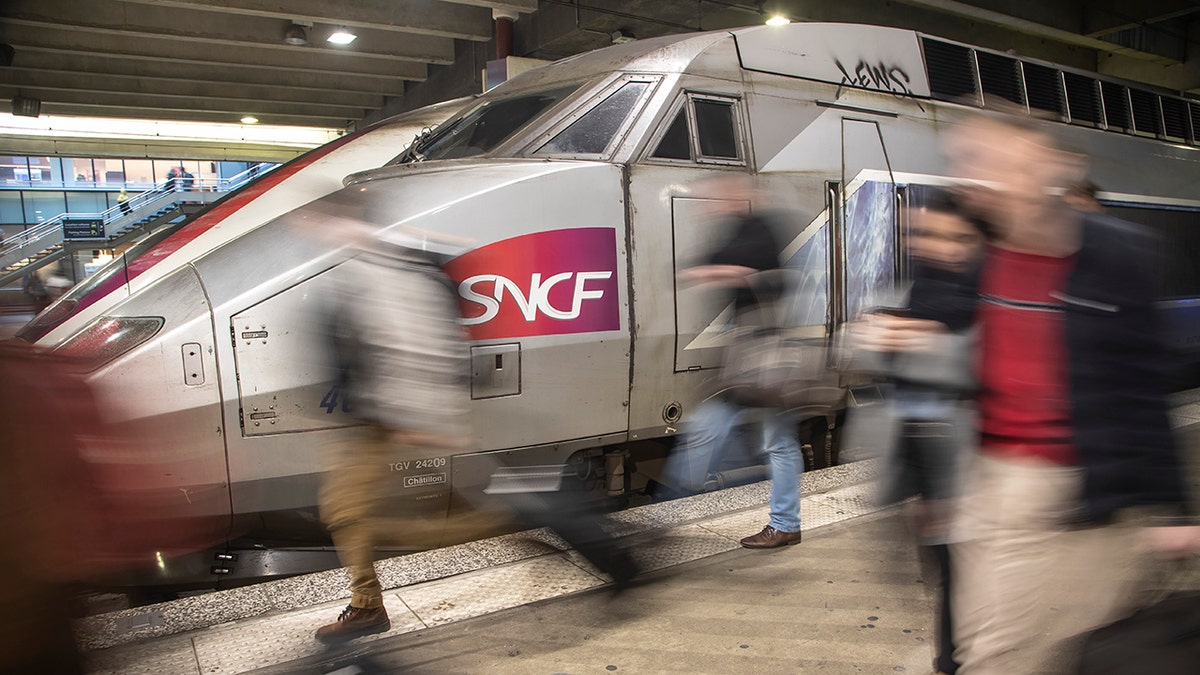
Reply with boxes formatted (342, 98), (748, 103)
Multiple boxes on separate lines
(29, 23), (1200, 584)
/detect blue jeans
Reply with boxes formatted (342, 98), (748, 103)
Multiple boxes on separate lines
(664, 397), (803, 532)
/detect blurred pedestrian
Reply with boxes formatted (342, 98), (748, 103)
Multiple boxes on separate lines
(1063, 180), (1104, 213)
(315, 227), (470, 643)
(847, 188), (986, 675)
(0, 344), (102, 674)
(664, 175), (807, 549)
(21, 270), (49, 312)
(117, 187), (131, 215)
(165, 165), (180, 191)
(940, 112), (1196, 674)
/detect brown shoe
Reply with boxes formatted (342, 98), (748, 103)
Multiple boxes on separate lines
(315, 604), (390, 643)
(740, 525), (802, 549)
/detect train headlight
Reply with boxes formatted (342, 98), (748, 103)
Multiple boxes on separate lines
(56, 316), (165, 370)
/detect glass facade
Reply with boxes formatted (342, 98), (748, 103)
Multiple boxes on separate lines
(0, 154), (274, 227)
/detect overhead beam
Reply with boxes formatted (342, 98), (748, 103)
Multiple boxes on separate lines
(23, 102), (352, 129)
(0, 135), (311, 163)
(0, 69), (385, 110)
(1082, 0), (1200, 37)
(440, 0), (538, 14)
(0, 0), (456, 64)
(5, 50), (407, 97)
(0, 87), (363, 124)
(119, 0), (494, 41)
(0, 23), (428, 81)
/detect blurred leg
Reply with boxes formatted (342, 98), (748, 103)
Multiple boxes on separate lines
(319, 428), (389, 609)
(763, 411), (802, 532)
(951, 455), (1141, 675)
(663, 398), (743, 493)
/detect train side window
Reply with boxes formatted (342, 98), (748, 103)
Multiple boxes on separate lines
(694, 99), (739, 160)
(649, 93), (744, 164)
(536, 81), (650, 156)
(651, 108), (691, 160)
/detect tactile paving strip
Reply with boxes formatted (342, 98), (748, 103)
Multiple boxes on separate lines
(83, 466), (885, 673)
(397, 555), (605, 626)
(191, 595), (424, 674)
(624, 524), (742, 572)
(85, 635), (198, 675)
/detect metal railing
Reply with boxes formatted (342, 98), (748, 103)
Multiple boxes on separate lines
(0, 163), (274, 270)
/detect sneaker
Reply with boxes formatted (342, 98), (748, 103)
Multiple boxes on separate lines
(315, 604), (390, 643)
(739, 525), (803, 549)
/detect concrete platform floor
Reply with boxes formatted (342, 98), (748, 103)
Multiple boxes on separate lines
(251, 509), (935, 675)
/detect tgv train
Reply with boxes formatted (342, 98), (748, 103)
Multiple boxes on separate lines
(25, 23), (1200, 585)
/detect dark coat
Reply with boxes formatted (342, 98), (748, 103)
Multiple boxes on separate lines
(1060, 213), (1186, 522)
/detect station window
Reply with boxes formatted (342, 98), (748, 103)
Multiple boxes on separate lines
(648, 93), (744, 165)
(536, 80), (651, 156)
(0, 191), (23, 223)
(65, 158), (96, 185)
(24, 192), (67, 223)
(0, 156), (30, 184)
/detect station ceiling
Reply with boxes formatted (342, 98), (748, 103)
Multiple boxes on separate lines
(1, 0), (1198, 131)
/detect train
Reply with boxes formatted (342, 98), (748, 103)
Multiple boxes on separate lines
(20, 22), (1200, 586)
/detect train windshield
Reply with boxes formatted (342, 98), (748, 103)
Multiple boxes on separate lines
(400, 85), (579, 162)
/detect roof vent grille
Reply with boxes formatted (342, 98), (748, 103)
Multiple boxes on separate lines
(922, 38), (977, 102)
(1064, 72), (1102, 127)
(1129, 88), (1162, 137)
(1022, 62), (1065, 118)
(1160, 97), (1188, 142)
(976, 51), (1024, 107)
(1102, 82), (1132, 132)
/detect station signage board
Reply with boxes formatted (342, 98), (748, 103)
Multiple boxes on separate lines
(62, 218), (105, 240)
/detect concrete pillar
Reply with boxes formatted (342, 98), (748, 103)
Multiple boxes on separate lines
(494, 9), (519, 61)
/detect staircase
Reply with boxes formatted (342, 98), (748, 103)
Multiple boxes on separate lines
(0, 165), (272, 288)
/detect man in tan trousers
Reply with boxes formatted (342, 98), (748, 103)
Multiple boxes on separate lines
(315, 232), (468, 643)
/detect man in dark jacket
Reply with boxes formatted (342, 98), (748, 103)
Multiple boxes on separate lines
(917, 114), (1194, 674)
(665, 176), (806, 549)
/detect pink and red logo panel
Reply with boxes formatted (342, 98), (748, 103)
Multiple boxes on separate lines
(443, 228), (620, 340)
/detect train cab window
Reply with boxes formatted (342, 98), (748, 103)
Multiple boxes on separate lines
(402, 85), (578, 162)
(648, 93), (744, 165)
(694, 99), (739, 159)
(651, 109), (691, 160)
(536, 80), (651, 156)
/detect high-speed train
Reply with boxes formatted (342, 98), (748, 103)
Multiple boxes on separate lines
(18, 96), (471, 346)
(25, 23), (1200, 585)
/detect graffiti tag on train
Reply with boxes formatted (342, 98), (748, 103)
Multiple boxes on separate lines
(834, 58), (914, 97)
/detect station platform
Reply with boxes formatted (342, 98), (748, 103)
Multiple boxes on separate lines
(75, 396), (1200, 674)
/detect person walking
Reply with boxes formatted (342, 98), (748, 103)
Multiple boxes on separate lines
(314, 228), (469, 643)
(930, 113), (1195, 674)
(664, 175), (806, 549)
(117, 187), (131, 215)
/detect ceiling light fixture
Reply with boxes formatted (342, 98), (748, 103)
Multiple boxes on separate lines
(766, 15), (791, 26)
(327, 27), (357, 45)
(240, 116), (259, 124)
(283, 23), (308, 46)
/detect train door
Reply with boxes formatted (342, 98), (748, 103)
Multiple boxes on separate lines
(838, 118), (899, 326)
(226, 266), (453, 548)
(626, 91), (751, 444)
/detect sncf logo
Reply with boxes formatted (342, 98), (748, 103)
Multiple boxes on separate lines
(459, 272), (614, 325)
(444, 228), (620, 340)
